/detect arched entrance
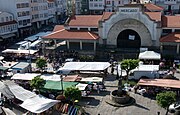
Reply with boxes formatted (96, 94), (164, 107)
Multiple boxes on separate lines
(117, 29), (141, 48)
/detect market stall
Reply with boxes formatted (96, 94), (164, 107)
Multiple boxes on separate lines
(44, 81), (78, 91)
(138, 51), (161, 60)
(20, 95), (59, 114)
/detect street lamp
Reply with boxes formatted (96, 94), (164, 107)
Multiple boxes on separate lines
(28, 41), (31, 64)
(60, 74), (64, 93)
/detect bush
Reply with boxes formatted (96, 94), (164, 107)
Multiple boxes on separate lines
(64, 86), (81, 102)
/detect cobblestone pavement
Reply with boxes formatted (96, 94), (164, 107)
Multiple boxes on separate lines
(83, 74), (171, 115)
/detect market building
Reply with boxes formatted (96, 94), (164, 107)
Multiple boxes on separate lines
(42, 3), (180, 58)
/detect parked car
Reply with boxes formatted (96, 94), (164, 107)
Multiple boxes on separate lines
(128, 65), (160, 80)
(169, 102), (180, 113)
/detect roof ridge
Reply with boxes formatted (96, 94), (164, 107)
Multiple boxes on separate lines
(88, 32), (96, 40)
(45, 29), (65, 36)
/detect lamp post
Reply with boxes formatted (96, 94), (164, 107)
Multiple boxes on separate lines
(28, 41), (31, 64)
(60, 75), (64, 94)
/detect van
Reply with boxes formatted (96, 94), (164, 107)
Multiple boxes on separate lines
(128, 65), (159, 80)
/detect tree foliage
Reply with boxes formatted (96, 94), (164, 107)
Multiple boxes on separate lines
(156, 91), (176, 115)
(36, 58), (47, 71)
(120, 59), (139, 78)
(64, 86), (81, 101)
(30, 76), (46, 90)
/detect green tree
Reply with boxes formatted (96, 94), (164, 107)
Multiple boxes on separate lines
(30, 76), (46, 92)
(36, 58), (47, 72)
(116, 59), (139, 97)
(156, 91), (176, 115)
(64, 86), (81, 102)
(120, 59), (139, 80)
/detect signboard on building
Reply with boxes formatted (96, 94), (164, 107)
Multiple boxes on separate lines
(119, 8), (139, 14)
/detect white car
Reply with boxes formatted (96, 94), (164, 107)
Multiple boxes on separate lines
(169, 102), (180, 113)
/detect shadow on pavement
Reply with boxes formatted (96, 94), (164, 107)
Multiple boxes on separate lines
(89, 90), (110, 96)
(80, 97), (100, 107)
(134, 103), (150, 111)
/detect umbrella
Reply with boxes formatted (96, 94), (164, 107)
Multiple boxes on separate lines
(0, 81), (14, 99)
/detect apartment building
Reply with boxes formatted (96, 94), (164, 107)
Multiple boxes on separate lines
(48, 0), (56, 23)
(55, 0), (67, 22)
(0, 11), (18, 42)
(31, 0), (49, 29)
(0, 0), (31, 37)
(88, 0), (131, 14)
(152, 0), (180, 14)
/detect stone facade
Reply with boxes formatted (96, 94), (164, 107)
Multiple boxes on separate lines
(99, 5), (161, 48)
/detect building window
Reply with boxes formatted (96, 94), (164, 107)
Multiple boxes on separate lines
(70, 28), (78, 30)
(1, 17), (4, 22)
(90, 3), (93, 7)
(162, 29), (172, 33)
(94, 3), (98, 7)
(6, 17), (8, 22)
(19, 20), (23, 25)
(90, 28), (98, 31)
(106, 1), (111, 5)
(10, 16), (12, 21)
(175, 29), (180, 32)
(80, 28), (88, 31)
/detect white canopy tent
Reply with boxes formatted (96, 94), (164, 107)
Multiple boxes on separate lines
(0, 81), (14, 99)
(40, 74), (61, 81)
(76, 83), (88, 91)
(0, 107), (16, 115)
(2, 49), (38, 55)
(81, 77), (103, 83)
(25, 32), (51, 42)
(62, 62), (111, 71)
(11, 73), (61, 81)
(20, 95), (59, 113)
(138, 51), (161, 60)
(8, 84), (36, 101)
(11, 73), (41, 81)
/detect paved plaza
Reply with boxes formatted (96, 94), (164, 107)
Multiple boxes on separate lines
(82, 74), (171, 115)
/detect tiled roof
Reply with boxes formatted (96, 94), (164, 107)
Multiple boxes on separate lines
(144, 3), (163, 11)
(160, 32), (180, 43)
(47, 0), (54, 2)
(69, 15), (102, 27)
(162, 15), (180, 28)
(101, 12), (114, 21)
(43, 25), (99, 40)
(0, 20), (17, 26)
(145, 12), (161, 21)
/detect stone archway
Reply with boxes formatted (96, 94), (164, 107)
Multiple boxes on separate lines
(107, 19), (152, 47)
(117, 29), (141, 48)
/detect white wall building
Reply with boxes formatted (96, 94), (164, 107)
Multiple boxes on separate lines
(0, 11), (18, 41)
(55, 0), (67, 21)
(152, 0), (180, 14)
(0, 0), (31, 37)
(47, 0), (56, 23)
(31, 0), (49, 29)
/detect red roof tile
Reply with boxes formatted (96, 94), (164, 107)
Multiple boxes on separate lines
(43, 25), (99, 40)
(0, 20), (17, 26)
(101, 12), (114, 21)
(47, 0), (54, 2)
(145, 12), (161, 21)
(144, 3), (164, 11)
(160, 32), (180, 43)
(69, 15), (102, 27)
(162, 15), (180, 28)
